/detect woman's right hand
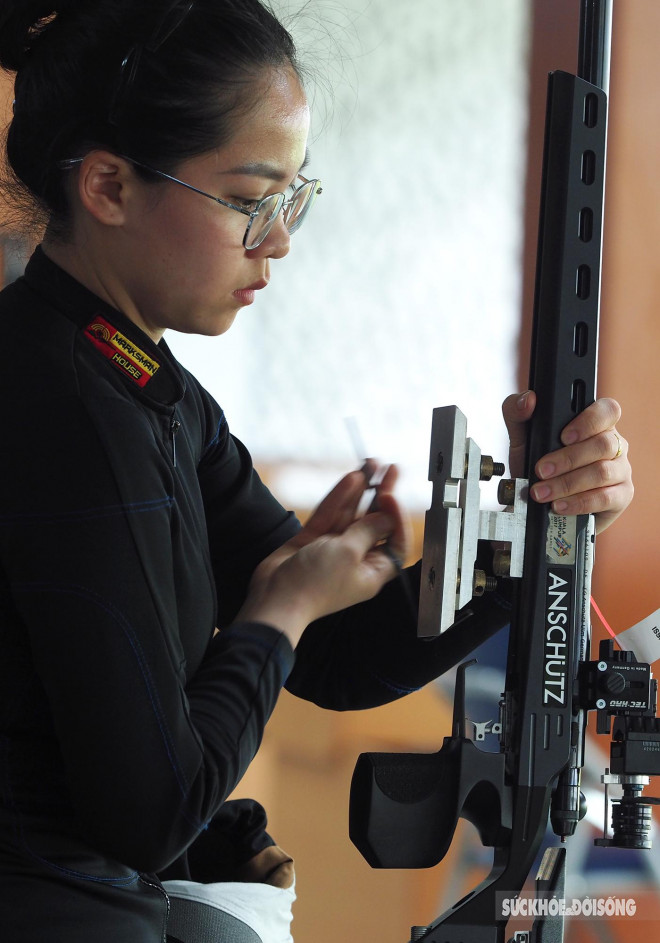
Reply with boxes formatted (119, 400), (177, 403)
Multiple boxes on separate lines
(235, 466), (408, 648)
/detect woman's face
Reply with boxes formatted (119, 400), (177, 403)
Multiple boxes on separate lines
(115, 67), (311, 341)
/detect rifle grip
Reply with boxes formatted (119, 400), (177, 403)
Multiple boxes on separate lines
(349, 748), (460, 869)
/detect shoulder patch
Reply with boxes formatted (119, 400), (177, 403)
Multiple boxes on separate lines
(85, 314), (160, 388)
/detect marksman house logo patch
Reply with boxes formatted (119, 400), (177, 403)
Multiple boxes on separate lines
(85, 315), (160, 388)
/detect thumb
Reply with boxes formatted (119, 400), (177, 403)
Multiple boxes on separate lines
(372, 491), (408, 563)
(345, 509), (395, 555)
(502, 390), (535, 446)
(502, 390), (536, 478)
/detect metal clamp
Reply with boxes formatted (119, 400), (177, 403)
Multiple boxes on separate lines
(418, 406), (528, 636)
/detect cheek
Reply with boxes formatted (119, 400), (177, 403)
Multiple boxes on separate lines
(149, 201), (240, 285)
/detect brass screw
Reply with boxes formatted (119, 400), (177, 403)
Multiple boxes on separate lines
(497, 478), (516, 506)
(473, 569), (498, 596)
(480, 456), (506, 481)
(493, 549), (511, 577)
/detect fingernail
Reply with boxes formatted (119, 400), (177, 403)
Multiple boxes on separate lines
(532, 484), (551, 501)
(517, 391), (531, 410)
(563, 429), (579, 444)
(538, 462), (555, 479)
(553, 500), (568, 513)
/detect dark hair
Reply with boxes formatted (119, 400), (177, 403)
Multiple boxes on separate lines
(0, 0), (300, 232)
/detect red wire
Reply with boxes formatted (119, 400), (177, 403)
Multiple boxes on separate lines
(590, 595), (620, 646)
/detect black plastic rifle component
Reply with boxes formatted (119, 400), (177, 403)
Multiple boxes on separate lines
(579, 639), (656, 732)
(350, 661), (511, 870)
(349, 3), (618, 942)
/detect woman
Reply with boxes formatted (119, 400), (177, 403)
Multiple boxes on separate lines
(0, 2), (633, 941)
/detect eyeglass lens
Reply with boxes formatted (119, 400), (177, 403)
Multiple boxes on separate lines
(245, 179), (320, 250)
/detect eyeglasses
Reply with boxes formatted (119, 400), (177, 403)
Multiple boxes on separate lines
(58, 156), (322, 250)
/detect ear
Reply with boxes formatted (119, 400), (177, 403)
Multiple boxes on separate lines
(76, 151), (135, 227)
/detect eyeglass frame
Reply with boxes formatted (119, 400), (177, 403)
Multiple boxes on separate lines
(58, 156), (322, 250)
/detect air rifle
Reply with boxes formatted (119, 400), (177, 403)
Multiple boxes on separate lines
(349, 3), (660, 940)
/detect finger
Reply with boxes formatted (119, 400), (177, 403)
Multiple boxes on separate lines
(370, 490), (410, 563)
(365, 463), (398, 513)
(535, 481), (630, 522)
(329, 511), (400, 591)
(502, 390), (536, 479)
(502, 390), (536, 447)
(534, 429), (627, 485)
(303, 470), (369, 538)
(358, 457), (378, 486)
(344, 509), (396, 560)
(559, 397), (621, 445)
(374, 463), (399, 495)
(531, 446), (631, 510)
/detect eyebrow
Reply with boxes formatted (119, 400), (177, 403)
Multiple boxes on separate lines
(221, 149), (310, 181)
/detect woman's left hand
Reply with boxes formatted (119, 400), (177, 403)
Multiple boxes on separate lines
(502, 391), (633, 535)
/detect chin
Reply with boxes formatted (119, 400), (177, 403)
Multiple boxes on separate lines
(183, 307), (239, 338)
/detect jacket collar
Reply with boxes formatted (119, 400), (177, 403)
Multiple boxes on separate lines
(23, 246), (186, 406)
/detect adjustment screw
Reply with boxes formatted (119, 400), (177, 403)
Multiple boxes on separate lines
(472, 569), (496, 596)
(596, 698), (607, 709)
(493, 549), (511, 577)
(480, 456), (506, 481)
(497, 478), (516, 506)
(605, 672), (627, 695)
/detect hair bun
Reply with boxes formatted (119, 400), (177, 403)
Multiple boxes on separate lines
(0, 2), (79, 72)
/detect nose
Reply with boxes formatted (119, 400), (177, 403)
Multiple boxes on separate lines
(249, 213), (291, 260)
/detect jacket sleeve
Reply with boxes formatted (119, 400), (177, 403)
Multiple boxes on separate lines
(0, 387), (294, 874)
(194, 400), (301, 627)
(285, 556), (513, 710)
(191, 388), (513, 714)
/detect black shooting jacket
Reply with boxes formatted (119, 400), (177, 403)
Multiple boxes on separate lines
(0, 248), (512, 941)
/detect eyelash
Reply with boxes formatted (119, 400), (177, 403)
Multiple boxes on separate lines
(233, 197), (260, 210)
(232, 183), (297, 209)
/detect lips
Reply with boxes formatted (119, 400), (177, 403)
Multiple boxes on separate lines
(238, 278), (269, 293)
(233, 277), (268, 307)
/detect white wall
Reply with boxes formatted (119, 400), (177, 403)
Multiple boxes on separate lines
(168, 0), (530, 509)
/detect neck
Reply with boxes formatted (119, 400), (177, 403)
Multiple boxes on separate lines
(41, 234), (165, 344)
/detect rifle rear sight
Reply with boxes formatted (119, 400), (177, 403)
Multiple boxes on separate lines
(582, 639), (660, 850)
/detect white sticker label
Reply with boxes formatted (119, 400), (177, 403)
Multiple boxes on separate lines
(616, 608), (660, 666)
(545, 514), (577, 565)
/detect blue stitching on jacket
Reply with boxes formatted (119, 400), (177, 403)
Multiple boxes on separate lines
(12, 581), (203, 833)
(0, 496), (174, 527)
(369, 672), (422, 697)
(200, 413), (227, 459)
(0, 736), (140, 885)
(220, 626), (292, 679)
(19, 851), (140, 886)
